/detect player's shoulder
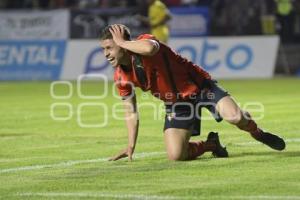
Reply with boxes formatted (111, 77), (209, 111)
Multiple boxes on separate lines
(136, 34), (157, 41)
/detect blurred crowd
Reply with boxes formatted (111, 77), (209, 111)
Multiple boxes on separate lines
(1, 0), (297, 11)
(0, 0), (211, 9)
(1, 0), (299, 43)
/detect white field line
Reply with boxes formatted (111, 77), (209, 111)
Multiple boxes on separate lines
(225, 196), (300, 200)
(0, 152), (165, 174)
(17, 192), (193, 200)
(235, 138), (300, 146)
(16, 192), (300, 200)
(1, 138), (299, 174)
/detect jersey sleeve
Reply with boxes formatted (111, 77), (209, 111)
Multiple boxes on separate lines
(117, 83), (133, 98)
(114, 71), (134, 99)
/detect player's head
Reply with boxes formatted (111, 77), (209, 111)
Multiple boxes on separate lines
(99, 24), (131, 67)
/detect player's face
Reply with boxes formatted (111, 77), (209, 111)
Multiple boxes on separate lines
(100, 39), (126, 67)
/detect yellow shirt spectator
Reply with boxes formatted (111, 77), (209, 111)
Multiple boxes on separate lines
(148, 0), (171, 43)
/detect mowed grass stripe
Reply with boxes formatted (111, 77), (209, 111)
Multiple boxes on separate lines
(0, 78), (300, 199)
(16, 192), (300, 200)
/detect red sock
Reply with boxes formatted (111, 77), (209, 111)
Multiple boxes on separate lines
(188, 141), (216, 160)
(238, 119), (262, 140)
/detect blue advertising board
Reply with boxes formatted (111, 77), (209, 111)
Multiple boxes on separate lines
(0, 40), (66, 80)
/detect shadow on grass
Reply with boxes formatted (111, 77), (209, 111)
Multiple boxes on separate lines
(229, 150), (300, 158)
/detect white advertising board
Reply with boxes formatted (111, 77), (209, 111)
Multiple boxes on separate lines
(61, 40), (114, 80)
(169, 36), (279, 79)
(0, 10), (69, 39)
(61, 36), (279, 80)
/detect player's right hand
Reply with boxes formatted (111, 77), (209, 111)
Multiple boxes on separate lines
(109, 24), (126, 47)
(108, 146), (134, 161)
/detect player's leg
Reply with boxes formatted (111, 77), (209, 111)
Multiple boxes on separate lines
(216, 95), (285, 151)
(164, 128), (228, 161)
(163, 100), (228, 161)
(215, 95), (243, 125)
(163, 128), (190, 161)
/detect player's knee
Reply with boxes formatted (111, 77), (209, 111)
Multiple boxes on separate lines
(224, 110), (243, 125)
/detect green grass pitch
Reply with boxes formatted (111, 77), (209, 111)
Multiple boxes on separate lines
(0, 78), (300, 200)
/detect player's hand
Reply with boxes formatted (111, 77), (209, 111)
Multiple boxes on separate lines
(108, 146), (134, 161)
(109, 24), (126, 47)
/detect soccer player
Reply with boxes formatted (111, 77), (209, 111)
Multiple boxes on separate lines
(100, 24), (286, 161)
(136, 0), (171, 43)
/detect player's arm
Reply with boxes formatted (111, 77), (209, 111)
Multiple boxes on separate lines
(109, 25), (159, 56)
(135, 14), (150, 26)
(109, 94), (139, 161)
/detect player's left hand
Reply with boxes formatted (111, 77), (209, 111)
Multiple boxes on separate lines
(108, 146), (134, 161)
(109, 24), (126, 47)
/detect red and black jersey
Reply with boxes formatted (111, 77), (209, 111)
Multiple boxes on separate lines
(114, 34), (211, 103)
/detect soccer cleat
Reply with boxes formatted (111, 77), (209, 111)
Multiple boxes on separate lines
(206, 132), (229, 158)
(257, 131), (286, 151)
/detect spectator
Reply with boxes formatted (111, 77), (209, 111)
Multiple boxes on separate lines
(275, 0), (296, 43)
(136, 0), (171, 43)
